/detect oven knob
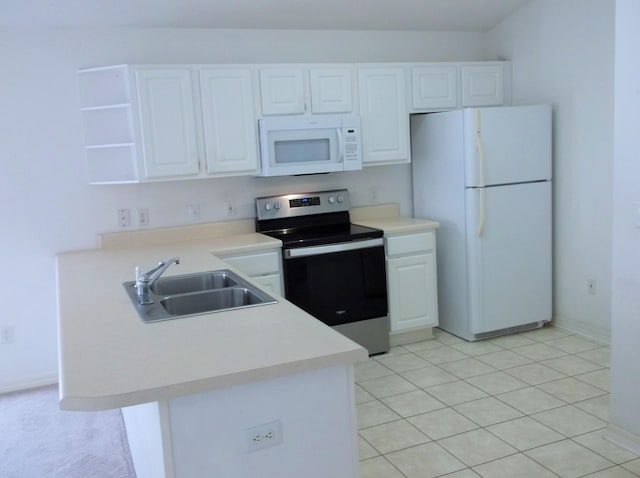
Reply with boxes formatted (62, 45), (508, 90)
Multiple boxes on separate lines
(274, 202), (281, 210)
(337, 195), (344, 203)
(264, 203), (271, 211)
(328, 196), (336, 204)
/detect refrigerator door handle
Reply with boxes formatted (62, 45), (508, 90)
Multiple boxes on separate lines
(475, 110), (486, 237)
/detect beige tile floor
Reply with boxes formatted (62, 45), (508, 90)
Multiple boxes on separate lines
(356, 326), (640, 478)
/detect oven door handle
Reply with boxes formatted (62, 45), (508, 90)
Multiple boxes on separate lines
(284, 238), (384, 259)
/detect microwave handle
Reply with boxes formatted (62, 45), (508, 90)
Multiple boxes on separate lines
(336, 128), (344, 163)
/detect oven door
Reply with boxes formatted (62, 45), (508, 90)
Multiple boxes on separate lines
(282, 239), (388, 326)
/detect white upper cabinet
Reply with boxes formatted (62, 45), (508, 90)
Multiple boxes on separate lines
(412, 65), (458, 110)
(79, 65), (138, 183)
(308, 67), (354, 114)
(78, 61), (510, 183)
(258, 65), (354, 116)
(259, 68), (306, 115)
(410, 61), (511, 112)
(78, 65), (259, 183)
(199, 68), (258, 175)
(357, 66), (410, 165)
(135, 68), (200, 179)
(461, 64), (506, 107)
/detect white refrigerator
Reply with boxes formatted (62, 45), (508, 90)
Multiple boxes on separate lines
(411, 104), (552, 341)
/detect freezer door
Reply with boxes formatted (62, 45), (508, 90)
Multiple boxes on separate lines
(465, 181), (552, 335)
(464, 104), (552, 187)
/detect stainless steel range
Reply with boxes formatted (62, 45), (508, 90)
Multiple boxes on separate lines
(255, 189), (389, 355)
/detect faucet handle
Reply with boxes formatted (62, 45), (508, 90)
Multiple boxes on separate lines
(136, 257), (180, 286)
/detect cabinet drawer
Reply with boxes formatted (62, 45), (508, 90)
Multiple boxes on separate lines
(386, 232), (434, 256)
(221, 251), (280, 276)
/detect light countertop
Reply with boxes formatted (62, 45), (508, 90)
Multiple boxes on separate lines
(353, 216), (440, 235)
(57, 237), (366, 411)
(58, 206), (437, 412)
(351, 203), (440, 234)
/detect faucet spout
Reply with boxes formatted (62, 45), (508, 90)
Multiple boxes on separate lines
(135, 257), (180, 304)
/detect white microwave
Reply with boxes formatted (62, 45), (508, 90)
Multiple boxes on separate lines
(257, 115), (362, 177)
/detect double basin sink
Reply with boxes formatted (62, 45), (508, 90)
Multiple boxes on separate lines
(123, 269), (277, 323)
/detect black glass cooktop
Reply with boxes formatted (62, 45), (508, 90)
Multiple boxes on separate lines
(261, 222), (383, 248)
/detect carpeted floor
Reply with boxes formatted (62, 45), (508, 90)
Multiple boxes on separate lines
(0, 384), (135, 478)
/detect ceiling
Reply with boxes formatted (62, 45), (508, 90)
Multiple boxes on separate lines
(2, 0), (531, 31)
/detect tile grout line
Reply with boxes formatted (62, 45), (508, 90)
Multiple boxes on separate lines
(356, 327), (639, 478)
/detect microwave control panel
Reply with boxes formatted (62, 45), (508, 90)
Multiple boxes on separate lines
(343, 128), (359, 162)
(341, 119), (362, 171)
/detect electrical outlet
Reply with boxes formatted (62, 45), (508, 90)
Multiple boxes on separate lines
(136, 207), (149, 226)
(188, 204), (201, 222)
(588, 279), (596, 295)
(1, 325), (15, 344)
(136, 208), (149, 227)
(226, 200), (236, 217)
(369, 187), (379, 204)
(245, 420), (282, 452)
(117, 208), (130, 228)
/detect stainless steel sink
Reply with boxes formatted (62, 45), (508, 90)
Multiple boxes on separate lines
(150, 271), (238, 295)
(123, 269), (277, 323)
(160, 288), (266, 316)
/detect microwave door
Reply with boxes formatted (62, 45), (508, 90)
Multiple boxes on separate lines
(265, 129), (343, 176)
(257, 115), (362, 177)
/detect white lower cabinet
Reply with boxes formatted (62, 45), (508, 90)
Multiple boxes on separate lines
(219, 250), (283, 297)
(385, 231), (438, 342)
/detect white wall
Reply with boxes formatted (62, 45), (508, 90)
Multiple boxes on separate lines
(488, 0), (615, 341)
(608, 0), (640, 449)
(0, 26), (491, 390)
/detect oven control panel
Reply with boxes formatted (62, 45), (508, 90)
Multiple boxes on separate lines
(256, 189), (351, 220)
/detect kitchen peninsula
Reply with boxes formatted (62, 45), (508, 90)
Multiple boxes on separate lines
(56, 220), (367, 478)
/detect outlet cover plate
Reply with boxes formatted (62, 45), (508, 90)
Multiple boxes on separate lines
(245, 420), (282, 452)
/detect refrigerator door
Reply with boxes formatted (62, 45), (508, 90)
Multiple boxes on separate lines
(464, 104), (552, 188)
(465, 181), (552, 335)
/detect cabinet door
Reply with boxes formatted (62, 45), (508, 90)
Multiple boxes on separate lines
(221, 251), (281, 277)
(259, 68), (306, 115)
(199, 68), (258, 175)
(309, 67), (353, 114)
(252, 273), (283, 297)
(412, 65), (458, 110)
(387, 253), (438, 332)
(461, 65), (504, 107)
(357, 67), (410, 165)
(135, 68), (200, 178)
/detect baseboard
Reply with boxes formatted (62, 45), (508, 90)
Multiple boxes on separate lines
(551, 316), (611, 345)
(0, 374), (58, 395)
(605, 424), (640, 455)
(390, 327), (434, 347)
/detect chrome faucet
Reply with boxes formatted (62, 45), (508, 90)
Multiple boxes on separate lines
(135, 257), (180, 304)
